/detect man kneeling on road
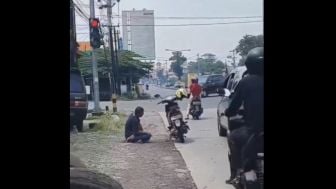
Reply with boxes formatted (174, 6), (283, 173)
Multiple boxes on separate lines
(125, 106), (152, 143)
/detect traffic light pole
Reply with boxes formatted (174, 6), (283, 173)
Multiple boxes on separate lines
(90, 0), (102, 113)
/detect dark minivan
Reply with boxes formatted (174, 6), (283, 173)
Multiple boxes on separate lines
(70, 69), (88, 132)
(198, 74), (225, 97)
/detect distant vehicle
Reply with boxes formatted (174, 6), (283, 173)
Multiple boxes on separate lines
(174, 81), (185, 88)
(198, 74), (225, 97)
(70, 69), (88, 132)
(217, 66), (247, 136)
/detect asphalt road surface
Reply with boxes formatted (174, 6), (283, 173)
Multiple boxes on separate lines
(159, 108), (233, 189)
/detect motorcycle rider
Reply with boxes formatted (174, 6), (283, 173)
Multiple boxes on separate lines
(186, 78), (202, 119)
(224, 47), (264, 184)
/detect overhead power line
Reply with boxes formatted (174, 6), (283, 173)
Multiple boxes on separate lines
(77, 20), (262, 27)
(96, 15), (262, 20)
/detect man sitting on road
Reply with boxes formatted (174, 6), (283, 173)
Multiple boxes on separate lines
(125, 106), (152, 143)
(186, 78), (202, 119)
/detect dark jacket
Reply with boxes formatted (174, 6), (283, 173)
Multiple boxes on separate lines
(225, 75), (264, 132)
(125, 113), (141, 139)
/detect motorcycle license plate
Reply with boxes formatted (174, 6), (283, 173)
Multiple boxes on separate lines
(174, 120), (181, 127)
(192, 101), (201, 105)
(171, 114), (182, 120)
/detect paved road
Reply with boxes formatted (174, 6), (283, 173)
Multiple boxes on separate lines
(159, 109), (234, 189)
(89, 84), (223, 113)
(87, 85), (233, 188)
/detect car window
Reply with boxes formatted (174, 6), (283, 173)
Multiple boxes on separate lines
(211, 76), (219, 81)
(198, 76), (208, 84)
(228, 73), (237, 90)
(214, 75), (223, 81)
(224, 73), (235, 89)
(208, 77), (214, 82)
(70, 72), (85, 93)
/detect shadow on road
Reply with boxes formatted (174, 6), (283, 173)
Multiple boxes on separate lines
(181, 137), (195, 144)
(202, 95), (223, 98)
(187, 117), (212, 121)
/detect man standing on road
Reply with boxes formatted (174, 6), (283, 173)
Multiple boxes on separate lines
(125, 106), (152, 143)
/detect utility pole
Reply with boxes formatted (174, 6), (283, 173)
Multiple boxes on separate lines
(113, 26), (120, 95)
(90, 0), (102, 113)
(70, 0), (76, 66)
(197, 53), (200, 76)
(107, 0), (116, 96)
(165, 60), (168, 76)
(230, 50), (236, 68)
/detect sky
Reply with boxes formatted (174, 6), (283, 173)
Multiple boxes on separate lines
(75, 0), (263, 63)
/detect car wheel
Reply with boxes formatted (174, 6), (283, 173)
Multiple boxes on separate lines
(218, 116), (227, 137)
(217, 88), (224, 96)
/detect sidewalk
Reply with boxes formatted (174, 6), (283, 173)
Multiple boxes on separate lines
(70, 111), (197, 189)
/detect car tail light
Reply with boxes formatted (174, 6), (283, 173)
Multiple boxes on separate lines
(70, 101), (87, 108)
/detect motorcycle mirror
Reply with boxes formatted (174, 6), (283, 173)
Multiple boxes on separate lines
(224, 88), (231, 97)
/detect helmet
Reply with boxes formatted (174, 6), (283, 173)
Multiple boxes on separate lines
(244, 47), (264, 75)
(191, 77), (198, 84)
(176, 88), (188, 99)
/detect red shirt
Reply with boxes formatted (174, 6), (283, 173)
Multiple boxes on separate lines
(190, 83), (202, 97)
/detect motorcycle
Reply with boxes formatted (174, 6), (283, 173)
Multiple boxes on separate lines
(230, 131), (263, 189)
(189, 97), (203, 120)
(224, 89), (263, 189)
(158, 95), (190, 143)
(227, 114), (264, 189)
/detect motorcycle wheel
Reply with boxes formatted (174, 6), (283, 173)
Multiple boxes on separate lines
(178, 130), (185, 143)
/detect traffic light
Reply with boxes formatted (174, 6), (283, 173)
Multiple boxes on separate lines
(89, 18), (101, 49)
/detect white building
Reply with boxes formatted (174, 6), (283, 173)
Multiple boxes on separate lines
(122, 9), (156, 60)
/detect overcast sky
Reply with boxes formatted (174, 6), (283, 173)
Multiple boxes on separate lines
(75, 0), (263, 62)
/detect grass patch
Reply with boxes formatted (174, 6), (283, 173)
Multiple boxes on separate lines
(89, 112), (127, 136)
(85, 116), (100, 120)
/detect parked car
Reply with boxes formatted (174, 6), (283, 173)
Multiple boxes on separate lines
(198, 74), (225, 97)
(217, 66), (247, 136)
(70, 69), (88, 132)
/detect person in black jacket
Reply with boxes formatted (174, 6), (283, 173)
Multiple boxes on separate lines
(224, 47), (264, 184)
(125, 106), (152, 143)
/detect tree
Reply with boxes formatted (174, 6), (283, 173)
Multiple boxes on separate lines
(211, 60), (225, 74)
(77, 49), (153, 92)
(201, 53), (216, 64)
(235, 34), (264, 56)
(188, 53), (224, 74)
(169, 51), (187, 80)
(156, 69), (164, 81)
